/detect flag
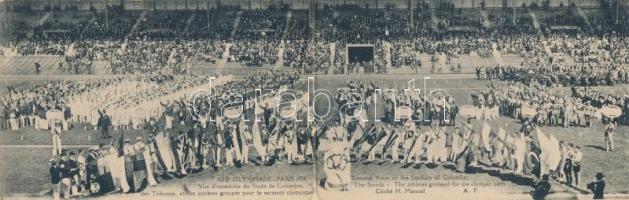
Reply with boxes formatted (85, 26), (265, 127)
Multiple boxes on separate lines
(504, 133), (514, 148)
(131, 151), (148, 192)
(154, 132), (176, 173)
(112, 131), (125, 157)
(96, 164), (115, 193)
(498, 127), (506, 141)
(535, 127), (558, 174)
(94, 153), (115, 194)
(113, 154), (130, 192)
(124, 153), (134, 191)
(496, 127), (507, 150)
(481, 122), (491, 150)
(546, 134), (562, 171)
(535, 127), (549, 155)
(64, 43), (76, 58)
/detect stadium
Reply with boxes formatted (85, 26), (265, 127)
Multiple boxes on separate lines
(0, 0), (628, 199)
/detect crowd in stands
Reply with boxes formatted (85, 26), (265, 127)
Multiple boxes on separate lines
(1, 7), (629, 77)
(439, 9), (483, 28)
(472, 32), (629, 88)
(540, 9), (586, 32)
(227, 10), (287, 66)
(229, 40), (278, 67)
(332, 41), (347, 74)
(135, 11), (189, 39)
(186, 9), (235, 40)
(235, 10), (285, 40)
(284, 12), (310, 40)
(13, 40), (69, 55)
(34, 12), (87, 41)
(318, 9), (386, 43)
(489, 11), (537, 35)
(494, 34), (544, 56)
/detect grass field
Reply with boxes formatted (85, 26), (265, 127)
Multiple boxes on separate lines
(0, 74), (628, 198)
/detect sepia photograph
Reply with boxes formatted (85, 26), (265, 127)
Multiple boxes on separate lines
(0, 0), (628, 199)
